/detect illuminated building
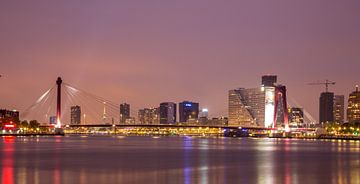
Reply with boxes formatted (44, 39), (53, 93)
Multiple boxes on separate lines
(319, 92), (334, 123)
(159, 102), (176, 124)
(179, 101), (199, 123)
(138, 108), (159, 124)
(70, 106), (81, 125)
(120, 103), (130, 124)
(288, 107), (304, 128)
(228, 87), (280, 127)
(125, 117), (136, 124)
(347, 85), (360, 122)
(200, 108), (209, 118)
(333, 95), (345, 123)
(228, 75), (289, 129)
(228, 88), (264, 127)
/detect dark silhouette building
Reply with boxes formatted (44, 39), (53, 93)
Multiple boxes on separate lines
(0, 109), (20, 123)
(179, 101), (199, 123)
(319, 92), (334, 124)
(120, 103), (130, 124)
(70, 106), (81, 125)
(159, 102), (176, 124)
(262, 75), (277, 87)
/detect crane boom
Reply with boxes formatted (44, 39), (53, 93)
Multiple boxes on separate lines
(308, 79), (336, 92)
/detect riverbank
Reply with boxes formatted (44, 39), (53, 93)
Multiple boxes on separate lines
(0, 133), (65, 136)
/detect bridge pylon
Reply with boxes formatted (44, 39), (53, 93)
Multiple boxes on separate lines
(55, 77), (64, 134)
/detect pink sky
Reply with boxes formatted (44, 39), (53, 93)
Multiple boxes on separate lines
(0, 0), (359, 122)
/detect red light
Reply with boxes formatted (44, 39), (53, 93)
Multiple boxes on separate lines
(4, 124), (15, 128)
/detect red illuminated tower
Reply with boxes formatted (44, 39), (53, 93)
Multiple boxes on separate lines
(56, 77), (62, 128)
(273, 85), (290, 132)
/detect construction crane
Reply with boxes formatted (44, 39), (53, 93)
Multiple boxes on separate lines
(308, 79), (336, 92)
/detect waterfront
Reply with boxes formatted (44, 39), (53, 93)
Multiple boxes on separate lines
(1, 136), (359, 184)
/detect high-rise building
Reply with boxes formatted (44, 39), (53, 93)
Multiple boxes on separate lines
(120, 103), (130, 124)
(179, 101), (199, 123)
(288, 107), (304, 128)
(228, 88), (264, 127)
(138, 108), (159, 124)
(333, 95), (345, 123)
(347, 85), (360, 122)
(70, 106), (81, 125)
(262, 75), (277, 87)
(319, 92), (334, 124)
(159, 102), (176, 124)
(228, 75), (289, 128)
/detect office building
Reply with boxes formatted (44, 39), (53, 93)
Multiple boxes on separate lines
(138, 108), (159, 124)
(319, 92), (334, 124)
(347, 85), (360, 122)
(228, 75), (288, 128)
(333, 95), (345, 123)
(228, 88), (266, 127)
(70, 106), (81, 125)
(120, 103), (130, 124)
(288, 107), (304, 128)
(159, 102), (176, 124)
(179, 101), (199, 123)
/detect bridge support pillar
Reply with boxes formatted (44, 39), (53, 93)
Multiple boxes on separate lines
(55, 77), (63, 132)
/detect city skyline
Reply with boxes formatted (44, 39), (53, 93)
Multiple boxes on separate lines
(1, 1), (360, 122)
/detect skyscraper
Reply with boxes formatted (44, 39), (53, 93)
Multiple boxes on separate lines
(319, 92), (334, 124)
(179, 101), (199, 123)
(70, 106), (81, 125)
(138, 108), (159, 124)
(333, 95), (345, 123)
(228, 75), (289, 128)
(120, 103), (130, 124)
(159, 102), (177, 124)
(228, 88), (264, 127)
(347, 85), (360, 122)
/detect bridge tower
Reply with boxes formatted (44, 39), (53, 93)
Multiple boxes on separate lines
(56, 77), (62, 128)
(103, 102), (107, 123)
(273, 85), (290, 132)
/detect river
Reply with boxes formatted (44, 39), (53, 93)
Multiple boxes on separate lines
(0, 136), (359, 184)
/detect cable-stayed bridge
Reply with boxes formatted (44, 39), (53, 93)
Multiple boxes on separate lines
(20, 77), (316, 136)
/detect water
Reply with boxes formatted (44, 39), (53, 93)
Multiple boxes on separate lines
(1, 136), (359, 184)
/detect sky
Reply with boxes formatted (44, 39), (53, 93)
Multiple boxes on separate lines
(0, 0), (359, 122)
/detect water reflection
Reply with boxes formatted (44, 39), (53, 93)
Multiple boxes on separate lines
(0, 136), (359, 184)
(183, 137), (192, 184)
(2, 136), (14, 184)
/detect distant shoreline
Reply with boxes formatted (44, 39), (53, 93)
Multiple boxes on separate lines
(1, 133), (360, 141)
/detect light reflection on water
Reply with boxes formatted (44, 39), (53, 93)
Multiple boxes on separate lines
(0, 136), (359, 184)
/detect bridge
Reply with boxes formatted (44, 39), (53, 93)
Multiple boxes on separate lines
(21, 77), (316, 136)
